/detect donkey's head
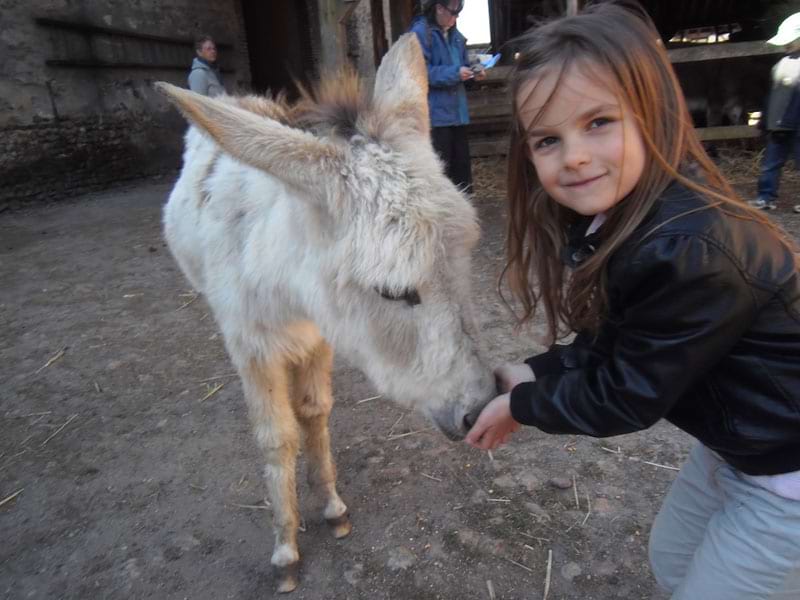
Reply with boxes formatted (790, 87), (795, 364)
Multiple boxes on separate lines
(156, 34), (494, 440)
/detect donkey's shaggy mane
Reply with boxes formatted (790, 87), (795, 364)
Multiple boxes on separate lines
(228, 68), (374, 141)
(293, 68), (371, 139)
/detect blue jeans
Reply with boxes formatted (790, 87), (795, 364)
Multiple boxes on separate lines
(649, 444), (800, 599)
(757, 130), (800, 201)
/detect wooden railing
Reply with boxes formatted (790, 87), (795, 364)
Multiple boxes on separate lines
(468, 41), (777, 156)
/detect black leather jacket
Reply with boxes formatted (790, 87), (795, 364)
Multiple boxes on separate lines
(509, 182), (800, 475)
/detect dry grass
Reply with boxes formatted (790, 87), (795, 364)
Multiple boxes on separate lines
(714, 147), (766, 186)
(473, 157), (508, 199)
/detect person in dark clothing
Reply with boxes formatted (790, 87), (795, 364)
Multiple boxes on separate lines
(464, 4), (800, 598)
(409, 0), (485, 193)
(750, 13), (800, 212)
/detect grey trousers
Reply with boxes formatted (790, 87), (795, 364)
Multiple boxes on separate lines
(649, 444), (800, 599)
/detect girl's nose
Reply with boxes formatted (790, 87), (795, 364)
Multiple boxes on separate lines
(562, 142), (591, 169)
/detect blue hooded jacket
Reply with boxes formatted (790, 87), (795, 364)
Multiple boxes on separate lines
(408, 16), (470, 127)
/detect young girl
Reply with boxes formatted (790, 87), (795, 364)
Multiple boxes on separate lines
(465, 3), (800, 598)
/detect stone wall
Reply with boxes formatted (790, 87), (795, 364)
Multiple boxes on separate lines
(0, 0), (252, 207)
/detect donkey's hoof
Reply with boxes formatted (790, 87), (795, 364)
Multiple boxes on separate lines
(326, 514), (352, 539)
(275, 562), (300, 593)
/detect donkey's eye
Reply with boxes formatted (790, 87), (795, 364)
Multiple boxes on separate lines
(376, 287), (421, 306)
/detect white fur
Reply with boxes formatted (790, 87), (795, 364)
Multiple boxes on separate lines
(159, 34), (494, 588)
(163, 35), (493, 436)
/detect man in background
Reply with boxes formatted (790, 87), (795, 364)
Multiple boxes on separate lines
(750, 13), (800, 213)
(188, 35), (225, 97)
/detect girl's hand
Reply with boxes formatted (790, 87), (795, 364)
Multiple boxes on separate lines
(464, 393), (520, 450)
(494, 363), (535, 394)
(459, 66), (474, 81)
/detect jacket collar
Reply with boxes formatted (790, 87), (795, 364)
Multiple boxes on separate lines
(562, 215), (603, 268)
(193, 57), (218, 71)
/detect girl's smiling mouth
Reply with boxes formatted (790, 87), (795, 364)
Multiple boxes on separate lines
(564, 173), (606, 187)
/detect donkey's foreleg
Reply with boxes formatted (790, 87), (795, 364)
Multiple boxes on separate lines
(241, 358), (302, 594)
(292, 342), (351, 539)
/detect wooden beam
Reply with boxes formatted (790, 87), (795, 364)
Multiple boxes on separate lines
(695, 125), (761, 141)
(45, 59), (235, 72)
(470, 138), (509, 157)
(35, 17), (233, 49)
(479, 43), (781, 80)
(471, 125), (762, 157)
(667, 41), (783, 64)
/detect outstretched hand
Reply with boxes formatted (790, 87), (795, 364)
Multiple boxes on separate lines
(464, 393), (520, 450)
(465, 363), (534, 450)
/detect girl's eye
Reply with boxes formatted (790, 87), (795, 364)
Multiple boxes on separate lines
(589, 117), (613, 129)
(533, 136), (558, 150)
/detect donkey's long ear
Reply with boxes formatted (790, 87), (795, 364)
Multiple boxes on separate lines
(372, 33), (429, 135)
(155, 83), (344, 190)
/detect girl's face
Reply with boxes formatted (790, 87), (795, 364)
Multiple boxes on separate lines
(517, 65), (646, 216)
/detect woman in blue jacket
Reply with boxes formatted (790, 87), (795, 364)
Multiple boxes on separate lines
(410, 1), (485, 193)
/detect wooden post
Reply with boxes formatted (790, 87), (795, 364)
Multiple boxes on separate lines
(338, 0), (362, 63)
(318, 0), (362, 71)
(566, 0), (579, 16)
(370, 0), (388, 66)
(387, 0), (416, 43)
(318, 0), (340, 72)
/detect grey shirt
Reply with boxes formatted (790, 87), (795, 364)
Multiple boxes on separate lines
(188, 57), (225, 97)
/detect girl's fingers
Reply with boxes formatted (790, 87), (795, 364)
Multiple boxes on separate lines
(478, 428), (500, 451)
(465, 417), (486, 444)
(467, 428), (491, 449)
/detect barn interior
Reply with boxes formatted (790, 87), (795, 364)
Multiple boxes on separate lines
(251, 0), (796, 155)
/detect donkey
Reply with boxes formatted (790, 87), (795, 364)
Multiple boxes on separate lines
(156, 34), (494, 593)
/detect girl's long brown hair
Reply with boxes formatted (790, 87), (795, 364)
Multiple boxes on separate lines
(503, 0), (797, 342)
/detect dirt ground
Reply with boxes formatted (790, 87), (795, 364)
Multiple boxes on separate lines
(2, 154), (799, 600)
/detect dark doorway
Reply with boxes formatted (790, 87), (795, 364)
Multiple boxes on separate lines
(240, 0), (317, 97)
(390, 0), (419, 43)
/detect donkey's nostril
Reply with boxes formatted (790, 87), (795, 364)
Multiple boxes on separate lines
(463, 411), (477, 431)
